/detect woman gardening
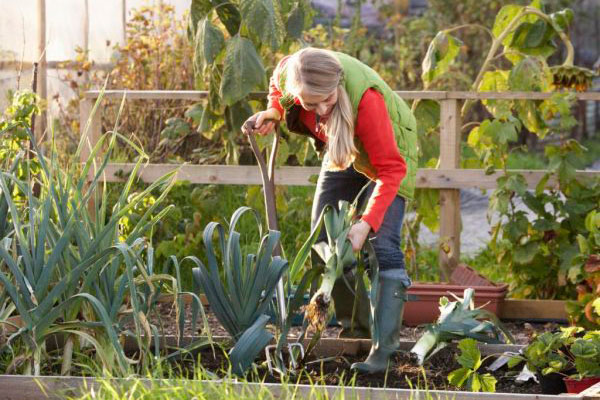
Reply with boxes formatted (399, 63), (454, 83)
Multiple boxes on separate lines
(242, 47), (418, 373)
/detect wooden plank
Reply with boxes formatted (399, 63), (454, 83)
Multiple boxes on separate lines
(416, 168), (599, 189)
(500, 299), (568, 321)
(0, 375), (579, 400)
(85, 90), (267, 101)
(394, 91), (449, 99)
(448, 91), (600, 101)
(82, 90), (600, 101)
(0, 60), (114, 70)
(101, 163), (322, 186)
(581, 381), (600, 400)
(438, 99), (462, 280)
(96, 164), (600, 188)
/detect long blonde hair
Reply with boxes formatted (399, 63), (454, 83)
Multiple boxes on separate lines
(286, 48), (356, 170)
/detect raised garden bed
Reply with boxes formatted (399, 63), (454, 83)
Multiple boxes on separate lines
(36, 335), (589, 397)
(3, 375), (598, 400)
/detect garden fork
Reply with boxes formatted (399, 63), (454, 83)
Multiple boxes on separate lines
(243, 118), (305, 374)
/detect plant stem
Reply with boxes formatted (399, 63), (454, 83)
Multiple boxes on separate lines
(522, 7), (574, 66)
(444, 23), (494, 40)
(462, 7), (575, 117)
(61, 334), (74, 376)
(463, 9), (527, 116)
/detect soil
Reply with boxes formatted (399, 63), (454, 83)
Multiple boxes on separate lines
(181, 343), (541, 394)
(153, 301), (564, 345)
(148, 301), (565, 394)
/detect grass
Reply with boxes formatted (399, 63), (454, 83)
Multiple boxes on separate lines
(64, 356), (451, 400)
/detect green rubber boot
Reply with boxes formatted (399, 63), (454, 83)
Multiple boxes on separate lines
(351, 271), (407, 373)
(331, 269), (371, 338)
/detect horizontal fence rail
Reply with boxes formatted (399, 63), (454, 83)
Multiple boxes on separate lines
(80, 90), (600, 279)
(101, 163), (598, 189)
(85, 90), (600, 101)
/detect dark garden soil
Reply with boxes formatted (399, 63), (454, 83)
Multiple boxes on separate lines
(153, 301), (565, 345)
(182, 343), (542, 394)
(147, 302), (564, 394)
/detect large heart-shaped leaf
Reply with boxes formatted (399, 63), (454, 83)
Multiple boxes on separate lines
(220, 36), (265, 106)
(213, 0), (241, 36)
(194, 18), (225, 67)
(241, 0), (285, 50)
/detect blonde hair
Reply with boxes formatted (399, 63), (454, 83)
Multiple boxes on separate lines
(286, 48), (356, 170)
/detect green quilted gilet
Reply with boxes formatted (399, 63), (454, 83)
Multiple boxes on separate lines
(277, 50), (418, 200)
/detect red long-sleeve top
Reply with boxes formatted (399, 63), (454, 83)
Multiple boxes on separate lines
(267, 57), (407, 232)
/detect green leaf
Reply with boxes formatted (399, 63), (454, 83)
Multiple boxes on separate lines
(185, 103), (204, 124)
(448, 367), (472, 387)
(478, 71), (511, 120)
(510, 20), (548, 49)
(508, 355), (524, 368)
(414, 100), (440, 136)
(213, 0), (241, 36)
(514, 241), (540, 264)
(189, 0), (213, 40)
(550, 9), (574, 32)
(161, 117), (191, 139)
(220, 36), (265, 106)
(286, 5), (305, 39)
(194, 18), (225, 67)
(240, 0), (285, 50)
(421, 31), (462, 86)
(229, 314), (273, 376)
(457, 338), (482, 370)
(516, 100), (548, 137)
(471, 373), (497, 393)
(225, 100), (253, 133)
(508, 57), (548, 92)
(571, 339), (597, 359)
(487, 119), (518, 145)
(493, 5), (524, 44)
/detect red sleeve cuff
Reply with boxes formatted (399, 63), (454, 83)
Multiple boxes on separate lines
(360, 214), (381, 233)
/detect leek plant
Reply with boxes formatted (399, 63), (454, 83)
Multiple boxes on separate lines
(304, 201), (358, 333)
(0, 92), (205, 375)
(411, 288), (514, 365)
(190, 207), (288, 375)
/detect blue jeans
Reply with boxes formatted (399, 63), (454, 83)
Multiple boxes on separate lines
(310, 157), (411, 288)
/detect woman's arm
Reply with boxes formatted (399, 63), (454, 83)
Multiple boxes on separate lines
(243, 56), (289, 135)
(266, 56), (291, 120)
(355, 89), (407, 233)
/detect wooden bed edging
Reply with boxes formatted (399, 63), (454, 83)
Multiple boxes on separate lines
(119, 336), (526, 357)
(157, 294), (570, 322)
(0, 375), (594, 400)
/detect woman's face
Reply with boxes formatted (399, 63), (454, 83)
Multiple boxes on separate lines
(297, 88), (338, 117)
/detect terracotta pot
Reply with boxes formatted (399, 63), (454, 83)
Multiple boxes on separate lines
(564, 376), (600, 393)
(403, 282), (507, 326)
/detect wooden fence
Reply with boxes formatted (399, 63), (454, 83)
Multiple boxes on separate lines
(80, 90), (600, 279)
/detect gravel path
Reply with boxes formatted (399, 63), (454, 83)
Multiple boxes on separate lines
(416, 159), (600, 256)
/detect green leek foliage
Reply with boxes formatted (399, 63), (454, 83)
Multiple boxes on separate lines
(191, 206), (288, 375)
(411, 288), (514, 365)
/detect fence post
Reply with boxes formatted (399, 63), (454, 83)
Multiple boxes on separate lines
(79, 97), (102, 167)
(438, 99), (462, 280)
(79, 97), (102, 218)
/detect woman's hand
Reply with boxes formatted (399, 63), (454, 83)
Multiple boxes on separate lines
(242, 108), (281, 136)
(347, 220), (372, 252)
